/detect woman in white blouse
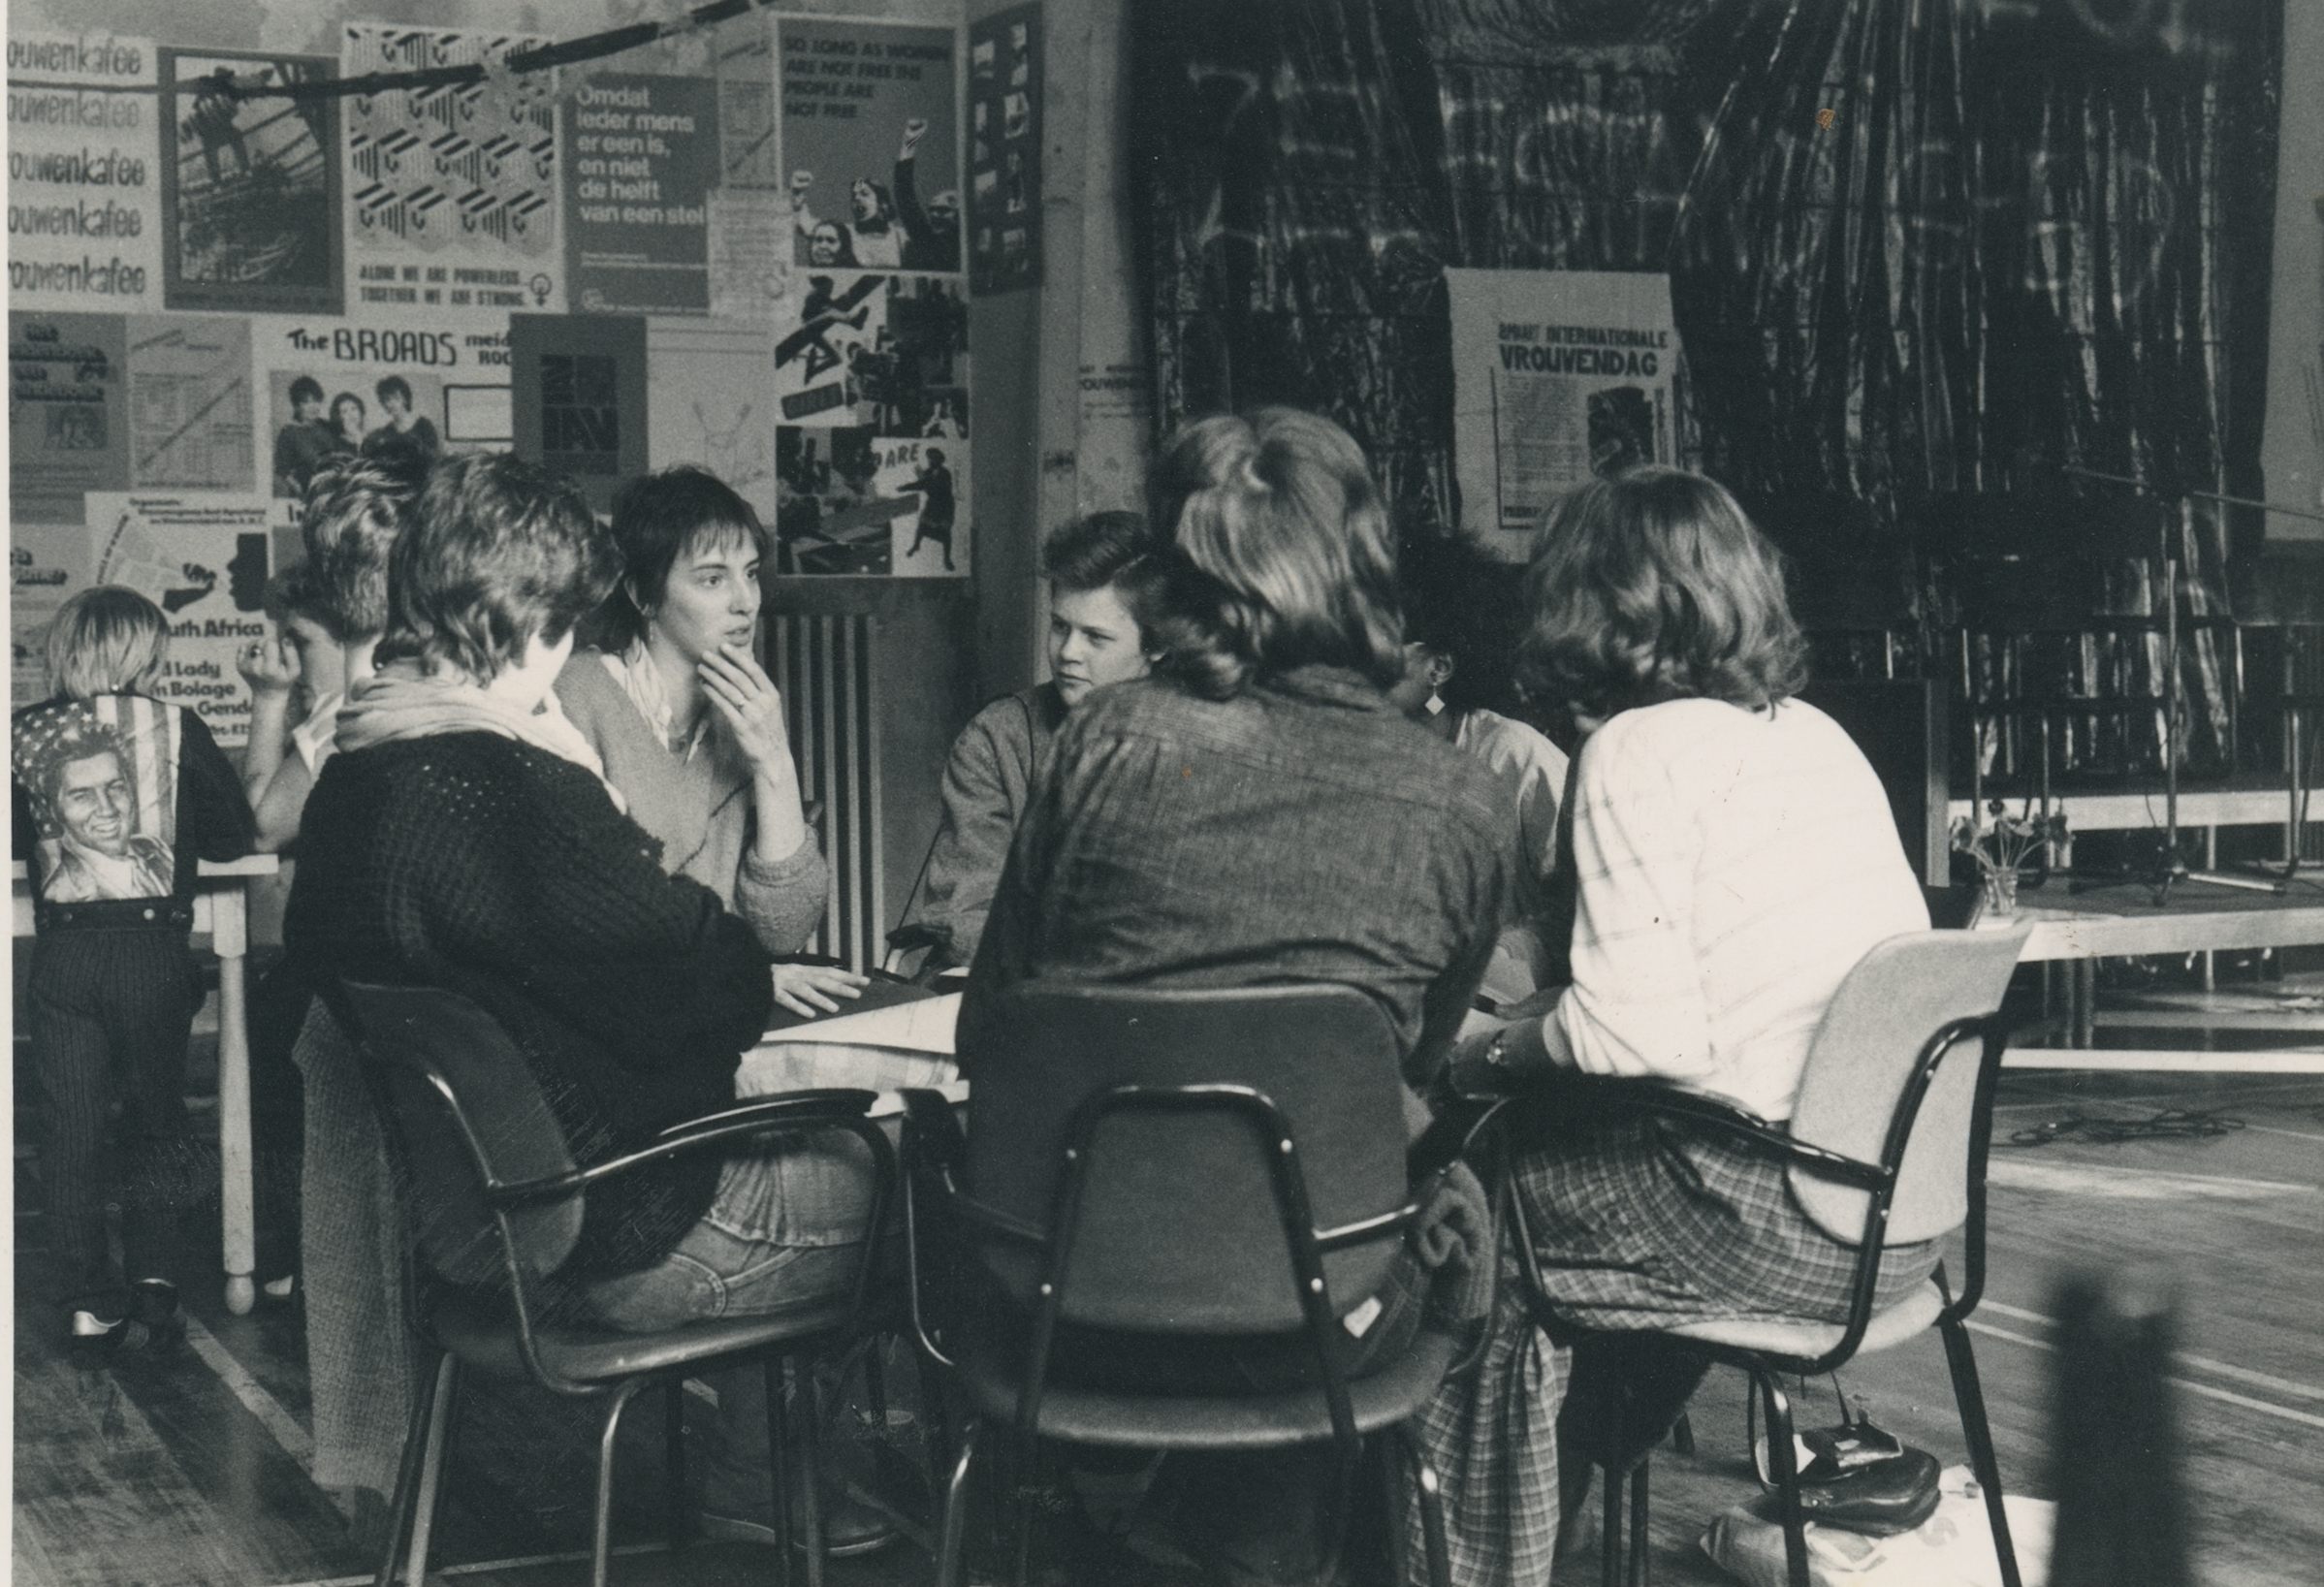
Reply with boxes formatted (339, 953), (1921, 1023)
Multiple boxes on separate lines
(1459, 465), (1932, 1327)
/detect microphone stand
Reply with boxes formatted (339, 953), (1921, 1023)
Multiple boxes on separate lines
(2058, 469), (2287, 902)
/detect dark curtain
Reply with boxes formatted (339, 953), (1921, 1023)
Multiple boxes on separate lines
(1135, 0), (2282, 775)
(1133, 0), (1459, 528)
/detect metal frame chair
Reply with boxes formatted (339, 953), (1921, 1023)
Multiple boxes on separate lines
(336, 981), (898, 1587)
(1505, 927), (2032, 1587)
(897, 982), (1502, 1587)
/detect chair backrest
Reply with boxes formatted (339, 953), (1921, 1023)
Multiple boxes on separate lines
(960, 982), (1410, 1334)
(1787, 927), (2030, 1246)
(339, 980), (585, 1289)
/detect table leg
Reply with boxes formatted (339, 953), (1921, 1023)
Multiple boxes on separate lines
(213, 885), (256, 1317)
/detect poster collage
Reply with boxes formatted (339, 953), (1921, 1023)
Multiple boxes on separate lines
(9, 16), (974, 740)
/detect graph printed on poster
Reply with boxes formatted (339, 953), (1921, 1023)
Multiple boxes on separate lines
(158, 48), (343, 314)
(774, 270), (969, 578)
(129, 315), (254, 492)
(778, 16), (962, 277)
(342, 25), (562, 316)
(83, 492), (276, 745)
(1445, 269), (1679, 554)
(254, 315), (513, 513)
(7, 33), (164, 313)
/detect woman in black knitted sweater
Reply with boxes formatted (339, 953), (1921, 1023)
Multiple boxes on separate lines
(286, 454), (875, 1323)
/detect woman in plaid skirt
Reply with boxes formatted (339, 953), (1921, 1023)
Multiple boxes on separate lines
(1416, 469), (1935, 1584)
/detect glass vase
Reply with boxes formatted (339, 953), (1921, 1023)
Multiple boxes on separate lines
(1977, 865), (2019, 925)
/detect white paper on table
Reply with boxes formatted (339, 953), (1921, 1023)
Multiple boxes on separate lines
(735, 991), (966, 1113)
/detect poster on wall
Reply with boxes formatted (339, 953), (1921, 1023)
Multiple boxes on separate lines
(158, 48), (343, 315)
(254, 316), (511, 501)
(966, 3), (1040, 296)
(1445, 268), (1679, 549)
(777, 16), (961, 274)
(130, 315), (254, 492)
(564, 75), (720, 315)
(343, 25), (562, 316)
(82, 492), (275, 745)
(508, 313), (650, 515)
(10, 313), (133, 524)
(7, 33), (164, 314)
(647, 319), (779, 523)
(771, 270), (970, 578)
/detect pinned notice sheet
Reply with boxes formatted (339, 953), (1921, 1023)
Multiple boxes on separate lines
(736, 990), (965, 1112)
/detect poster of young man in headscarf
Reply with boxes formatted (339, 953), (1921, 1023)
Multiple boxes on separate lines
(157, 49), (343, 314)
(777, 17), (961, 274)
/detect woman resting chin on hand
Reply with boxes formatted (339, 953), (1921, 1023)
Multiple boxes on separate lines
(554, 465), (866, 1023)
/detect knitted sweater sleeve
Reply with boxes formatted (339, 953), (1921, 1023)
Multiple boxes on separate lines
(297, 738), (773, 1112)
(733, 835), (830, 957)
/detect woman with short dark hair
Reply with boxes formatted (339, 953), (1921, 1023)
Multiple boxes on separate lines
(554, 465), (850, 1018)
(1424, 467), (1932, 1581)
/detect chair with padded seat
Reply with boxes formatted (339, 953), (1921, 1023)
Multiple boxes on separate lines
(899, 982), (1502, 1587)
(335, 980), (897, 1587)
(1505, 926), (2033, 1587)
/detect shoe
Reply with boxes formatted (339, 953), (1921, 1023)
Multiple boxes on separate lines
(67, 1310), (128, 1366)
(128, 1279), (185, 1354)
(699, 1473), (900, 1558)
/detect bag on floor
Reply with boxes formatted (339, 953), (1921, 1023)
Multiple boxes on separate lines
(1703, 1465), (2055, 1587)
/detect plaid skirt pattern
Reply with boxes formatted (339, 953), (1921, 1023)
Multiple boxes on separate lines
(1396, 1113), (1941, 1586)
(1512, 1112), (1939, 1331)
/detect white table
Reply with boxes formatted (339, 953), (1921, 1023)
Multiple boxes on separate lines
(2000, 885), (2324, 1071)
(13, 854), (281, 1313)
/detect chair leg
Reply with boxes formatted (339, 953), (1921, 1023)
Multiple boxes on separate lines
(1629, 1458), (1650, 1587)
(1396, 1427), (1453, 1587)
(1755, 1373), (1811, 1587)
(935, 1420), (983, 1587)
(664, 1379), (689, 1551)
(402, 1352), (462, 1587)
(1601, 1463), (1623, 1587)
(593, 1378), (652, 1587)
(1008, 1432), (1035, 1587)
(916, 1349), (955, 1499)
(765, 1358), (797, 1587)
(1941, 1317), (2024, 1587)
(374, 1347), (450, 1587)
(797, 1359), (829, 1587)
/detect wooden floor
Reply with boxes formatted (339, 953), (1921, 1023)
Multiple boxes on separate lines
(14, 1056), (2321, 1586)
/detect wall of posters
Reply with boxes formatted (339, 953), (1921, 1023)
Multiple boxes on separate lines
(565, 75), (720, 315)
(343, 25), (561, 315)
(7, 33), (164, 314)
(778, 17), (962, 274)
(967, 4), (1041, 296)
(1446, 268), (1680, 549)
(159, 48), (342, 315)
